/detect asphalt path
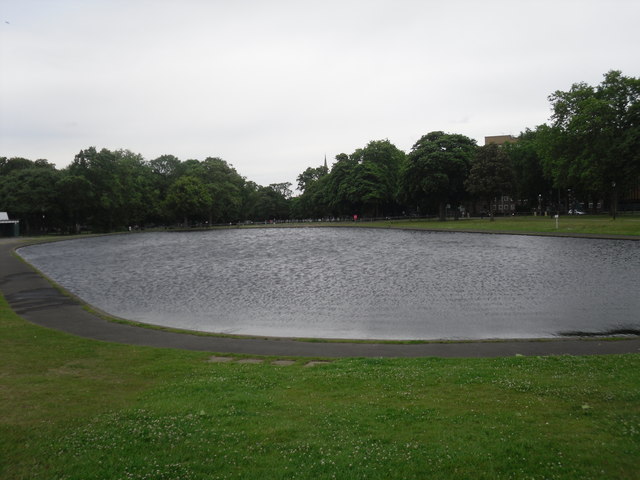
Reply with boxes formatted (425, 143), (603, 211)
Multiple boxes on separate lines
(2, 236), (639, 358)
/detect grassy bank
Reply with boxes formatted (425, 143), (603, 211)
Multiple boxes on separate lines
(233, 214), (640, 237)
(30, 214), (640, 239)
(286, 214), (639, 237)
(386, 214), (640, 236)
(2, 295), (639, 479)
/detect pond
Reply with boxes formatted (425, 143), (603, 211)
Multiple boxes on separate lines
(17, 228), (640, 340)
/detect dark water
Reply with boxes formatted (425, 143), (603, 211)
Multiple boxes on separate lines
(17, 228), (640, 340)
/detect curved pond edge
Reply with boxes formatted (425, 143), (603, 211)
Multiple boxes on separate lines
(172, 222), (640, 241)
(2, 231), (640, 357)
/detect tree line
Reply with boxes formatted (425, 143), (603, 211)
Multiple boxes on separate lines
(1, 70), (638, 234)
(293, 70), (639, 221)
(0, 149), (293, 234)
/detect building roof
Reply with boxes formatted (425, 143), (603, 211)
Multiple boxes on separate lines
(0, 212), (19, 224)
(484, 135), (518, 146)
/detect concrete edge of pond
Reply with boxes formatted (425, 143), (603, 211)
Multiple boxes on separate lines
(2, 236), (639, 358)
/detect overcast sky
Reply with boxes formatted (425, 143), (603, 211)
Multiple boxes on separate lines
(1, 0), (639, 188)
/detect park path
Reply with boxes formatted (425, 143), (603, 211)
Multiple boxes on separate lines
(1, 236), (639, 358)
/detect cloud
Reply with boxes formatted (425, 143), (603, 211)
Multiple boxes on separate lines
(1, 0), (639, 186)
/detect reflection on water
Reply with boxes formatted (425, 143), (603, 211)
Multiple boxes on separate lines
(18, 228), (640, 340)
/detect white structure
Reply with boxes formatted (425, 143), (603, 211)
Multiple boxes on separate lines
(0, 212), (20, 237)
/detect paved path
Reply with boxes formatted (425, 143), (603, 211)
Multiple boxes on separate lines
(2, 236), (639, 358)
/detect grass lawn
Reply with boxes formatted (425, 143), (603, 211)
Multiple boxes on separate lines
(238, 214), (640, 237)
(2, 294), (639, 479)
(341, 214), (640, 237)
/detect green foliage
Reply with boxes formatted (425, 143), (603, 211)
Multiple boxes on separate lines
(401, 131), (477, 219)
(183, 157), (247, 224)
(350, 139), (405, 216)
(294, 140), (404, 219)
(249, 184), (291, 221)
(0, 159), (61, 234)
(325, 152), (359, 216)
(465, 143), (514, 217)
(296, 165), (329, 193)
(543, 70), (640, 197)
(0, 156), (43, 174)
(113, 149), (160, 227)
(164, 176), (212, 225)
(55, 172), (94, 233)
(0, 148), (295, 232)
(503, 128), (552, 209)
(291, 174), (332, 219)
(67, 147), (126, 231)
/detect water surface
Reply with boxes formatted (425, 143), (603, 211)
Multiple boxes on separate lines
(18, 228), (640, 340)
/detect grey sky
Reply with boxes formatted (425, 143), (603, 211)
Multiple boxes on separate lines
(1, 0), (638, 188)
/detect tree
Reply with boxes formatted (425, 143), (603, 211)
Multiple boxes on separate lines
(149, 155), (182, 196)
(296, 165), (329, 193)
(542, 70), (640, 217)
(266, 183), (292, 219)
(196, 157), (245, 224)
(55, 172), (94, 233)
(503, 128), (552, 212)
(301, 141), (406, 219)
(239, 181), (261, 221)
(68, 147), (123, 231)
(400, 131), (477, 220)
(0, 162), (61, 234)
(268, 182), (293, 200)
(65, 147), (157, 231)
(164, 176), (212, 226)
(465, 144), (514, 220)
(112, 149), (158, 227)
(325, 153), (359, 216)
(291, 174), (331, 219)
(0, 157), (35, 175)
(249, 185), (291, 221)
(349, 139), (405, 217)
(149, 154), (181, 177)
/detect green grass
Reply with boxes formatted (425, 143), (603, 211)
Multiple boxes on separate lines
(236, 214), (640, 237)
(385, 214), (640, 236)
(30, 214), (640, 239)
(2, 295), (640, 479)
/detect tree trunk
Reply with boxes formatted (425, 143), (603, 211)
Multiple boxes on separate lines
(438, 203), (446, 221)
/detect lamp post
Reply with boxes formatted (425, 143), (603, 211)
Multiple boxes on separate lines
(538, 194), (542, 216)
(612, 181), (617, 220)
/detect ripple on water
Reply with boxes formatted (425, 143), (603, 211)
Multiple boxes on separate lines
(17, 228), (640, 340)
